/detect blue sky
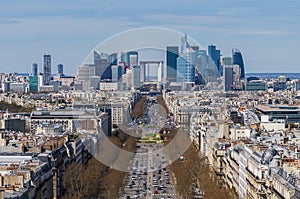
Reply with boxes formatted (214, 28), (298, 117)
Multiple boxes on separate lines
(0, 0), (299, 74)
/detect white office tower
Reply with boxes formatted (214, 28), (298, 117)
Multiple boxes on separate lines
(122, 69), (132, 90)
(157, 62), (163, 82)
(38, 74), (43, 91)
(232, 64), (242, 90)
(140, 63), (145, 83)
(129, 54), (138, 67)
(77, 64), (95, 90)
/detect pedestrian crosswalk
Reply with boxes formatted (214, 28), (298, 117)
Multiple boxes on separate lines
(152, 193), (177, 196)
(125, 185), (173, 188)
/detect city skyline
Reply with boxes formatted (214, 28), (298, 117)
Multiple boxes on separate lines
(0, 0), (299, 74)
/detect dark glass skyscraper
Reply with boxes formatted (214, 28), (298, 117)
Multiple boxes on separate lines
(232, 48), (245, 79)
(109, 53), (118, 65)
(43, 55), (51, 85)
(94, 51), (117, 81)
(224, 65), (234, 91)
(208, 45), (221, 76)
(57, 64), (63, 75)
(166, 46), (179, 82)
(32, 63), (38, 77)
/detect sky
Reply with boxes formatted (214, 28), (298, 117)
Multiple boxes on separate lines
(0, 0), (299, 74)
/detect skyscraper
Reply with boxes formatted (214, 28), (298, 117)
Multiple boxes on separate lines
(224, 65), (234, 91)
(111, 65), (118, 82)
(32, 63), (38, 77)
(208, 45), (221, 77)
(109, 53), (118, 65)
(232, 49), (245, 79)
(176, 35), (196, 83)
(77, 65), (95, 81)
(166, 46), (179, 82)
(77, 64), (95, 90)
(43, 55), (51, 85)
(222, 57), (233, 66)
(125, 51), (138, 68)
(132, 65), (140, 89)
(195, 50), (208, 84)
(118, 65), (124, 80)
(94, 51), (101, 64)
(94, 52), (111, 80)
(29, 76), (38, 92)
(176, 48), (196, 83)
(57, 64), (63, 75)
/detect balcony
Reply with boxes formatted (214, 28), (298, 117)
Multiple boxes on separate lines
(256, 188), (266, 196)
(255, 176), (266, 183)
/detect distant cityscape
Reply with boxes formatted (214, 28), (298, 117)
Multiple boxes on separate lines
(3, 34), (299, 95)
(1, 32), (300, 199)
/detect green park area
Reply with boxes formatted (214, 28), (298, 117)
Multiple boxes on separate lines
(139, 133), (163, 143)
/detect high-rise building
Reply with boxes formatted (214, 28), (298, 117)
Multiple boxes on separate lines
(94, 51), (115, 80)
(166, 46), (179, 82)
(157, 62), (163, 83)
(223, 57), (233, 66)
(95, 58), (110, 80)
(77, 64), (95, 90)
(195, 50), (207, 84)
(118, 65), (124, 80)
(208, 45), (221, 77)
(94, 51), (101, 64)
(120, 52), (126, 63)
(232, 49), (245, 79)
(122, 51), (138, 68)
(132, 65), (140, 89)
(176, 35), (196, 83)
(232, 64), (242, 90)
(111, 65), (118, 82)
(43, 55), (51, 85)
(57, 64), (63, 75)
(224, 65), (234, 91)
(29, 76), (39, 92)
(90, 76), (100, 90)
(122, 69), (132, 89)
(109, 53), (118, 65)
(77, 65), (95, 81)
(181, 34), (188, 53)
(295, 80), (300, 91)
(32, 63), (38, 77)
(128, 52), (138, 67)
(176, 50), (195, 83)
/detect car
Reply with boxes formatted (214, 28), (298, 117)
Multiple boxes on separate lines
(160, 185), (166, 189)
